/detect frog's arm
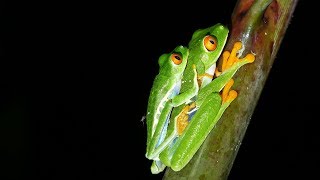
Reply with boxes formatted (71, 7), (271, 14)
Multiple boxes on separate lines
(171, 24), (229, 107)
(197, 41), (255, 106)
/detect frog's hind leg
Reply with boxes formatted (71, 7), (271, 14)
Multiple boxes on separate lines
(160, 93), (222, 171)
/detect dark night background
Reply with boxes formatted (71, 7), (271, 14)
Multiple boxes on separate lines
(0, 1), (315, 179)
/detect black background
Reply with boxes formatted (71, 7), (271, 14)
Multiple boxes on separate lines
(0, 1), (315, 179)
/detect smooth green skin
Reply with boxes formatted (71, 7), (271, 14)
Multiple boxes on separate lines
(148, 23), (229, 173)
(146, 23), (255, 174)
(171, 23), (229, 106)
(159, 57), (254, 172)
(157, 28), (255, 172)
(146, 45), (189, 160)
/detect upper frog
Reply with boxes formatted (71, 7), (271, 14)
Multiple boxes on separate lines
(188, 23), (229, 74)
(173, 23), (229, 104)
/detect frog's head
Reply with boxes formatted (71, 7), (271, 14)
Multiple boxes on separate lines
(158, 45), (189, 76)
(188, 23), (229, 72)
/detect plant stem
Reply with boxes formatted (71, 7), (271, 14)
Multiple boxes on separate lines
(163, 0), (298, 179)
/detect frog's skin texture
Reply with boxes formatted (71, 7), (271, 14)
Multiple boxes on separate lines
(145, 23), (255, 174)
(159, 42), (255, 172)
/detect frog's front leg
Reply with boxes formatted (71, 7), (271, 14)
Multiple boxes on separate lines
(197, 41), (255, 106)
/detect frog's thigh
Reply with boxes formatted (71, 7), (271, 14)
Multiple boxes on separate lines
(170, 93), (221, 171)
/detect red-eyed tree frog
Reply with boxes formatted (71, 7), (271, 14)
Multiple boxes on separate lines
(146, 45), (190, 160)
(145, 23), (255, 174)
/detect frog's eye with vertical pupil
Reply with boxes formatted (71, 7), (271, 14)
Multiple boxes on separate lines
(204, 35), (218, 51)
(171, 53), (183, 65)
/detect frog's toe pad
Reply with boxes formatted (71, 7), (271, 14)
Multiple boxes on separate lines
(244, 53), (255, 63)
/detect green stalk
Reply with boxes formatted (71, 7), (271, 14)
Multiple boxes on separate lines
(163, 0), (298, 179)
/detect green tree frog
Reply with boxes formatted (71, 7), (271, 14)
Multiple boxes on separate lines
(146, 24), (228, 160)
(146, 45), (189, 161)
(158, 42), (255, 172)
(145, 23), (255, 174)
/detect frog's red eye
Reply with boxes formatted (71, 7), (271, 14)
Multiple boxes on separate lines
(171, 53), (183, 65)
(204, 35), (217, 51)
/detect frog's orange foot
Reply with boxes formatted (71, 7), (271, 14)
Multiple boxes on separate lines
(221, 79), (238, 103)
(219, 41), (255, 104)
(243, 53), (255, 63)
(221, 41), (255, 73)
(176, 102), (196, 135)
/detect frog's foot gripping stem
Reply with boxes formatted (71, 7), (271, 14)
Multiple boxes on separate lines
(215, 41), (255, 105)
(176, 102), (196, 135)
(197, 41), (255, 107)
(221, 79), (237, 103)
(215, 41), (255, 77)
